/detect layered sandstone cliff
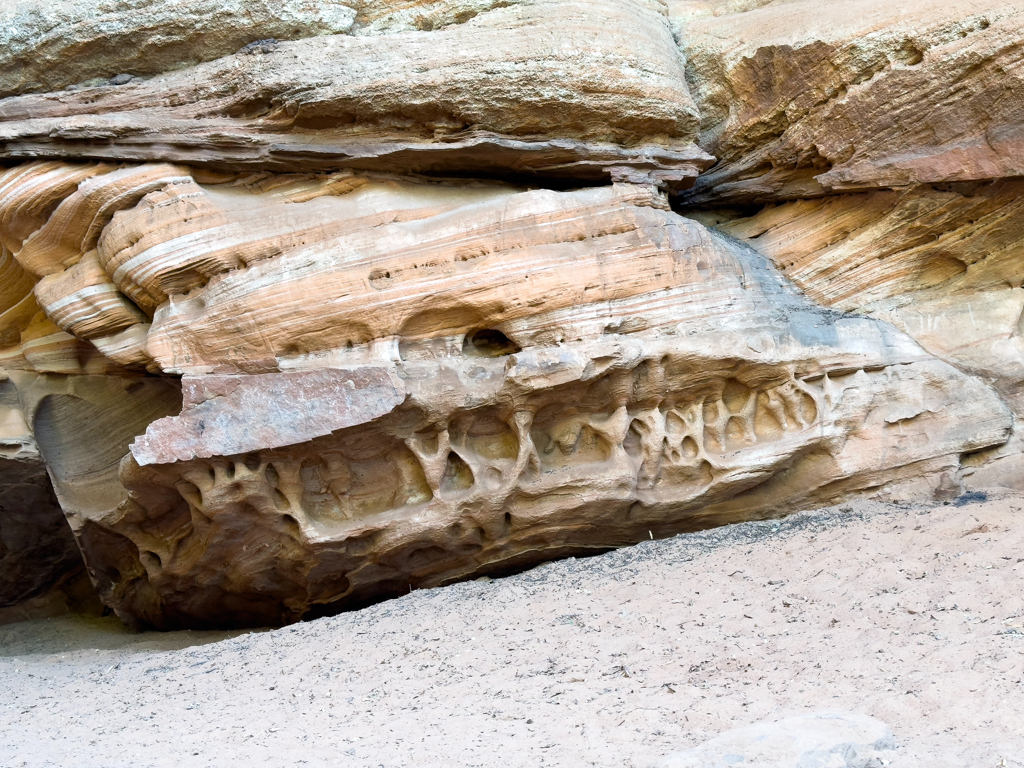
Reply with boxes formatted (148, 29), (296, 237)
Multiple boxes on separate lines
(0, 0), (1020, 628)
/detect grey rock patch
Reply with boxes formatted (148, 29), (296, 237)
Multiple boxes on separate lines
(656, 712), (895, 768)
(237, 38), (279, 55)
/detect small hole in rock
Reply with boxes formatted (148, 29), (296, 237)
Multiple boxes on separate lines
(143, 550), (162, 568)
(463, 329), (521, 358)
(440, 451), (474, 491)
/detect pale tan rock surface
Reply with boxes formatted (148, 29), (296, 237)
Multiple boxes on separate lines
(702, 183), (1024, 494)
(56, 178), (1024, 626)
(0, 158), (1018, 627)
(0, 377), (88, 618)
(97, 173), (515, 315)
(4, 372), (182, 627)
(0, 0), (579, 101)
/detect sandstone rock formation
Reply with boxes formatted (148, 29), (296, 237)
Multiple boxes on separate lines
(0, 0), (358, 98)
(0, 0), (1020, 628)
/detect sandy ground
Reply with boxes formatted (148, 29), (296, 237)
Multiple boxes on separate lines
(1, 494), (1022, 768)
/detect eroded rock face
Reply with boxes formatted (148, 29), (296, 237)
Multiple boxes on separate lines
(701, 181), (1024, 493)
(673, 0), (1024, 204)
(8, 173), (1010, 628)
(5, 372), (182, 626)
(0, 0), (359, 98)
(0, 0), (1020, 627)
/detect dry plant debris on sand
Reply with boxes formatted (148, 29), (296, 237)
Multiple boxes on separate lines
(1, 495), (1022, 767)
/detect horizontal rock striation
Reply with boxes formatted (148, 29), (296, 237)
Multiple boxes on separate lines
(0, 0), (712, 187)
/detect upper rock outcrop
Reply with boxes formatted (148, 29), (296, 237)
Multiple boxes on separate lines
(0, 0), (358, 98)
(0, 0), (712, 188)
(673, 0), (1024, 203)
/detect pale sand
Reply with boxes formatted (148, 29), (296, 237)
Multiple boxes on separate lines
(1, 494), (1022, 767)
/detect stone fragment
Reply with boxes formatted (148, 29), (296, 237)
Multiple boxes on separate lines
(131, 368), (406, 465)
(655, 712), (895, 768)
(673, 0), (1024, 203)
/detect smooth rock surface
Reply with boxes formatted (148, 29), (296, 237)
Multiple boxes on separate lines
(131, 368), (406, 465)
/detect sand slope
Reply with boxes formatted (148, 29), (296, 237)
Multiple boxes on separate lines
(1, 495), (1022, 767)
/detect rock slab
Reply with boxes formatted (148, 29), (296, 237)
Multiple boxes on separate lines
(657, 712), (896, 768)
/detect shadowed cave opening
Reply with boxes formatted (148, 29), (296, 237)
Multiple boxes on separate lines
(462, 328), (521, 357)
